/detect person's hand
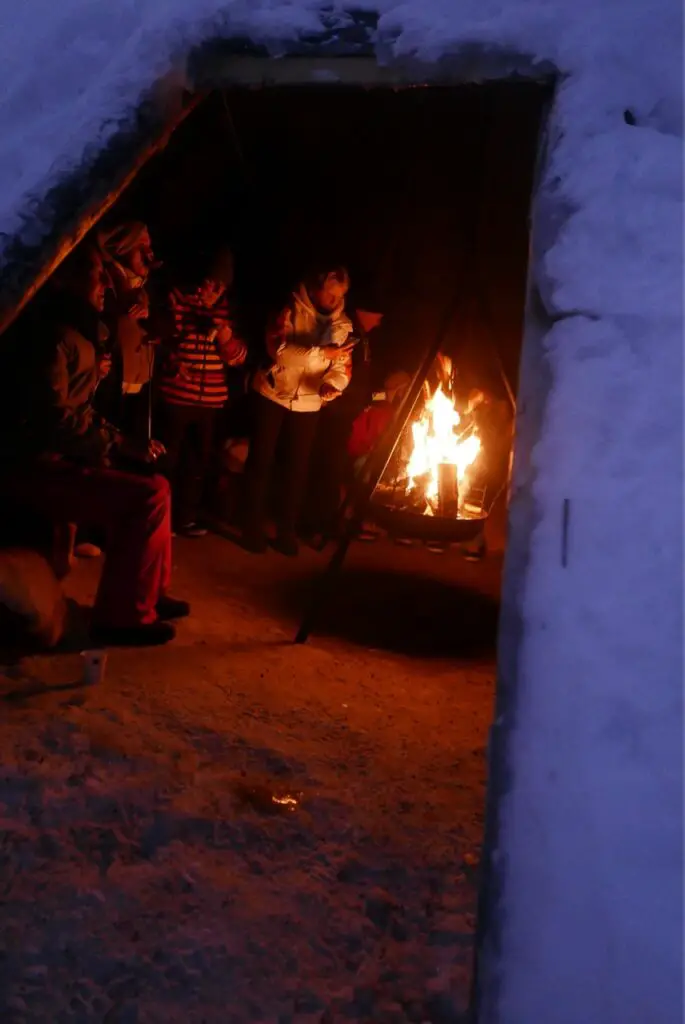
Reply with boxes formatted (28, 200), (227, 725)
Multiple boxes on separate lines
(116, 438), (146, 463)
(128, 292), (149, 320)
(322, 340), (354, 362)
(148, 439), (166, 461)
(98, 353), (113, 379)
(216, 324), (233, 346)
(320, 383), (341, 403)
(117, 437), (166, 464)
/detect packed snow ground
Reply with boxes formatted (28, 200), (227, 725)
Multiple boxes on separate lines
(0, 536), (498, 1023)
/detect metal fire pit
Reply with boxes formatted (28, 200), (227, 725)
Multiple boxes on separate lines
(368, 491), (487, 544)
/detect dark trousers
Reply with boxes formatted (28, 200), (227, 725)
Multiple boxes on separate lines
(244, 394), (319, 538)
(159, 402), (218, 528)
(305, 406), (356, 534)
(95, 373), (151, 444)
(120, 389), (151, 443)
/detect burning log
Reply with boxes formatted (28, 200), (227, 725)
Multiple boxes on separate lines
(376, 357), (483, 520)
(437, 462), (459, 516)
(407, 471), (431, 511)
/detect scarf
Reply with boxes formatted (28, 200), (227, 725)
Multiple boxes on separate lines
(293, 284), (345, 339)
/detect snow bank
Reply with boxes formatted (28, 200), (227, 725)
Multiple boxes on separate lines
(0, 2), (682, 1023)
(493, 26), (682, 1021)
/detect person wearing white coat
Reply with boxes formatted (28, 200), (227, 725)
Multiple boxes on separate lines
(243, 267), (354, 555)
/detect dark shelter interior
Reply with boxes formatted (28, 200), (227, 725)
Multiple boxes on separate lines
(0, 81), (546, 651)
(114, 82), (543, 422)
(0, 81), (551, 1019)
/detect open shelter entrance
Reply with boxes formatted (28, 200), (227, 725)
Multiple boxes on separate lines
(92, 81), (546, 557)
(0, 68), (550, 1021)
(118, 82), (541, 425)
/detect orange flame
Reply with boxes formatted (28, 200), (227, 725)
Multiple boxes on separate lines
(405, 383), (481, 512)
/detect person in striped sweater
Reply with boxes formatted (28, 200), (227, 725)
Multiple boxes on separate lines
(158, 245), (247, 536)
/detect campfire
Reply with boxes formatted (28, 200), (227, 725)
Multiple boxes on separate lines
(379, 356), (483, 520)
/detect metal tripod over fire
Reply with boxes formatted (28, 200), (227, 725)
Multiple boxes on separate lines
(295, 317), (492, 646)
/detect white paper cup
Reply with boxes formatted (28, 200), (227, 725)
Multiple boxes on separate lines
(81, 649), (108, 686)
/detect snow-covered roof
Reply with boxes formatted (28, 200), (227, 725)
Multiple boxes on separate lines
(0, 0), (680, 272)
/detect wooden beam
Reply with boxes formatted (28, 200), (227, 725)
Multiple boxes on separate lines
(195, 55), (428, 89)
(0, 92), (203, 337)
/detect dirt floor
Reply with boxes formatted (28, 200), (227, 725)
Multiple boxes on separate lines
(0, 531), (500, 1024)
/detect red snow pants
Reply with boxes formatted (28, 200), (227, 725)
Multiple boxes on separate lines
(2, 460), (172, 629)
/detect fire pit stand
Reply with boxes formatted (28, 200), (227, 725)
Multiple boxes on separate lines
(367, 493), (487, 545)
(294, 297), (489, 645)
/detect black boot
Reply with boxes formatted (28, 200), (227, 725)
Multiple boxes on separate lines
(156, 596), (191, 620)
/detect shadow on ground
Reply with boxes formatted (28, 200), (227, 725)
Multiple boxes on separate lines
(264, 566), (500, 659)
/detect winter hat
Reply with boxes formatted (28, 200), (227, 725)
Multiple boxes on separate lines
(98, 221), (148, 259)
(97, 222), (154, 293)
(206, 246), (235, 287)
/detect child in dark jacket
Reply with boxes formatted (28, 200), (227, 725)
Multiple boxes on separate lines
(158, 244), (247, 536)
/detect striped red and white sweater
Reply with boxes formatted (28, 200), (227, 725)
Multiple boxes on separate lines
(159, 287), (247, 408)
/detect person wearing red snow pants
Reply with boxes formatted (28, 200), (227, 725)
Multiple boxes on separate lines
(0, 242), (188, 647)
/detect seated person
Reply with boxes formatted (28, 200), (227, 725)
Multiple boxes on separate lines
(322, 370), (410, 545)
(348, 370), (411, 470)
(157, 243), (247, 537)
(73, 220), (160, 561)
(0, 242), (189, 647)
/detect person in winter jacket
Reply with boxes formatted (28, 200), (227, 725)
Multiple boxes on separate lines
(71, 221), (160, 562)
(95, 221), (159, 436)
(0, 243), (189, 647)
(158, 244), (247, 537)
(243, 265), (354, 556)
